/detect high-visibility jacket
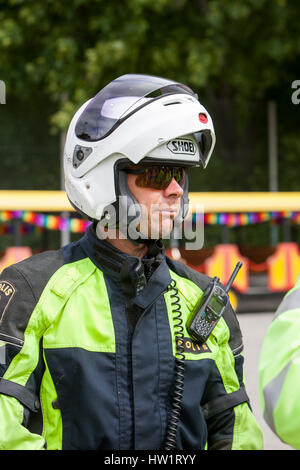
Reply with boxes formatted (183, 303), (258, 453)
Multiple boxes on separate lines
(0, 225), (263, 450)
(259, 275), (300, 449)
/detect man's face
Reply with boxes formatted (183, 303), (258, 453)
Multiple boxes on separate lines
(127, 170), (184, 239)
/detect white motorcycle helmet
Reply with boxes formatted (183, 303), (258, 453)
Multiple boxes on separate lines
(64, 74), (215, 232)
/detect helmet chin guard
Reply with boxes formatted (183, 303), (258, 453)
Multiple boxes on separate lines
(64, 74), (216, 235)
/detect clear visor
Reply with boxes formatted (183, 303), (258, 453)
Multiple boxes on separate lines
(75, 74), (196, 142)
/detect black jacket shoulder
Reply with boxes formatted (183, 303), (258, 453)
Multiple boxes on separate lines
(0, 250), (64, 347)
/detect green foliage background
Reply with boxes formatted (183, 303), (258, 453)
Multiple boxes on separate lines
(0, 0), (299, 248)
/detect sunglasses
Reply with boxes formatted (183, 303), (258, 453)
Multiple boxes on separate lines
(125, 166), (186, 190)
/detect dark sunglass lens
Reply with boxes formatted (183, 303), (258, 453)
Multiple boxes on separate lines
(173, 168), (181, 184)
(135, 168), (150, 187)
(134, 166), (185, 189)
(153, 168), (165, 188)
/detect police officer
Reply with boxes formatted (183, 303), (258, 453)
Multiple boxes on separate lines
(259, 275), (300, 449)
(0, 74), (263, 450)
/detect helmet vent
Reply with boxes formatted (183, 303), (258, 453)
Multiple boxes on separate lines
(72, 145), (93, 168)
(163, 101), (182, 106)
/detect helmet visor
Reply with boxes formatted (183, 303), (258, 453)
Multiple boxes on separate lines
(75, 74), (196, 142)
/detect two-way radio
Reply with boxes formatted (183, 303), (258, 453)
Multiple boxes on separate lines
(187, 262), (242, 344)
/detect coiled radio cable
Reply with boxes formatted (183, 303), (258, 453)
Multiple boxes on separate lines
(164, 279), (185, 451)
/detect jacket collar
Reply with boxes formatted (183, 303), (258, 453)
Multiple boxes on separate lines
(80, 224), (171, 303)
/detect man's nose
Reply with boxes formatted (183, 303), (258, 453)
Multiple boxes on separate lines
(163, 177), (184, 197)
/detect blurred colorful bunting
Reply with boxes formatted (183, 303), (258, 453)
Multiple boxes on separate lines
(0, 210), (91, 233)
(0, 210), (300, 234)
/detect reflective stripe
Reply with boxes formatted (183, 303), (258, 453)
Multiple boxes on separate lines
(263, 360), (292, 434)
(274, 287), (300, 320)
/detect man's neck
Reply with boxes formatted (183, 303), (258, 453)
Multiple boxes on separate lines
(96, 225), (148, 259)
(106, 236), (148, 259)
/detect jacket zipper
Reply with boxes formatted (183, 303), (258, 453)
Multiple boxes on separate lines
(129, 288), (169, 449)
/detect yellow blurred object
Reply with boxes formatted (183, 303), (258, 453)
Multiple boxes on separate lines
(204, 244), (249, 293)
(1, 190), (300, 212)
(189, 192), (300, 213)
(0, 190), (72, 212)
(267, 243), (300, 291)
(228, 290), (238, 311)
(0, 247), (32, 274)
